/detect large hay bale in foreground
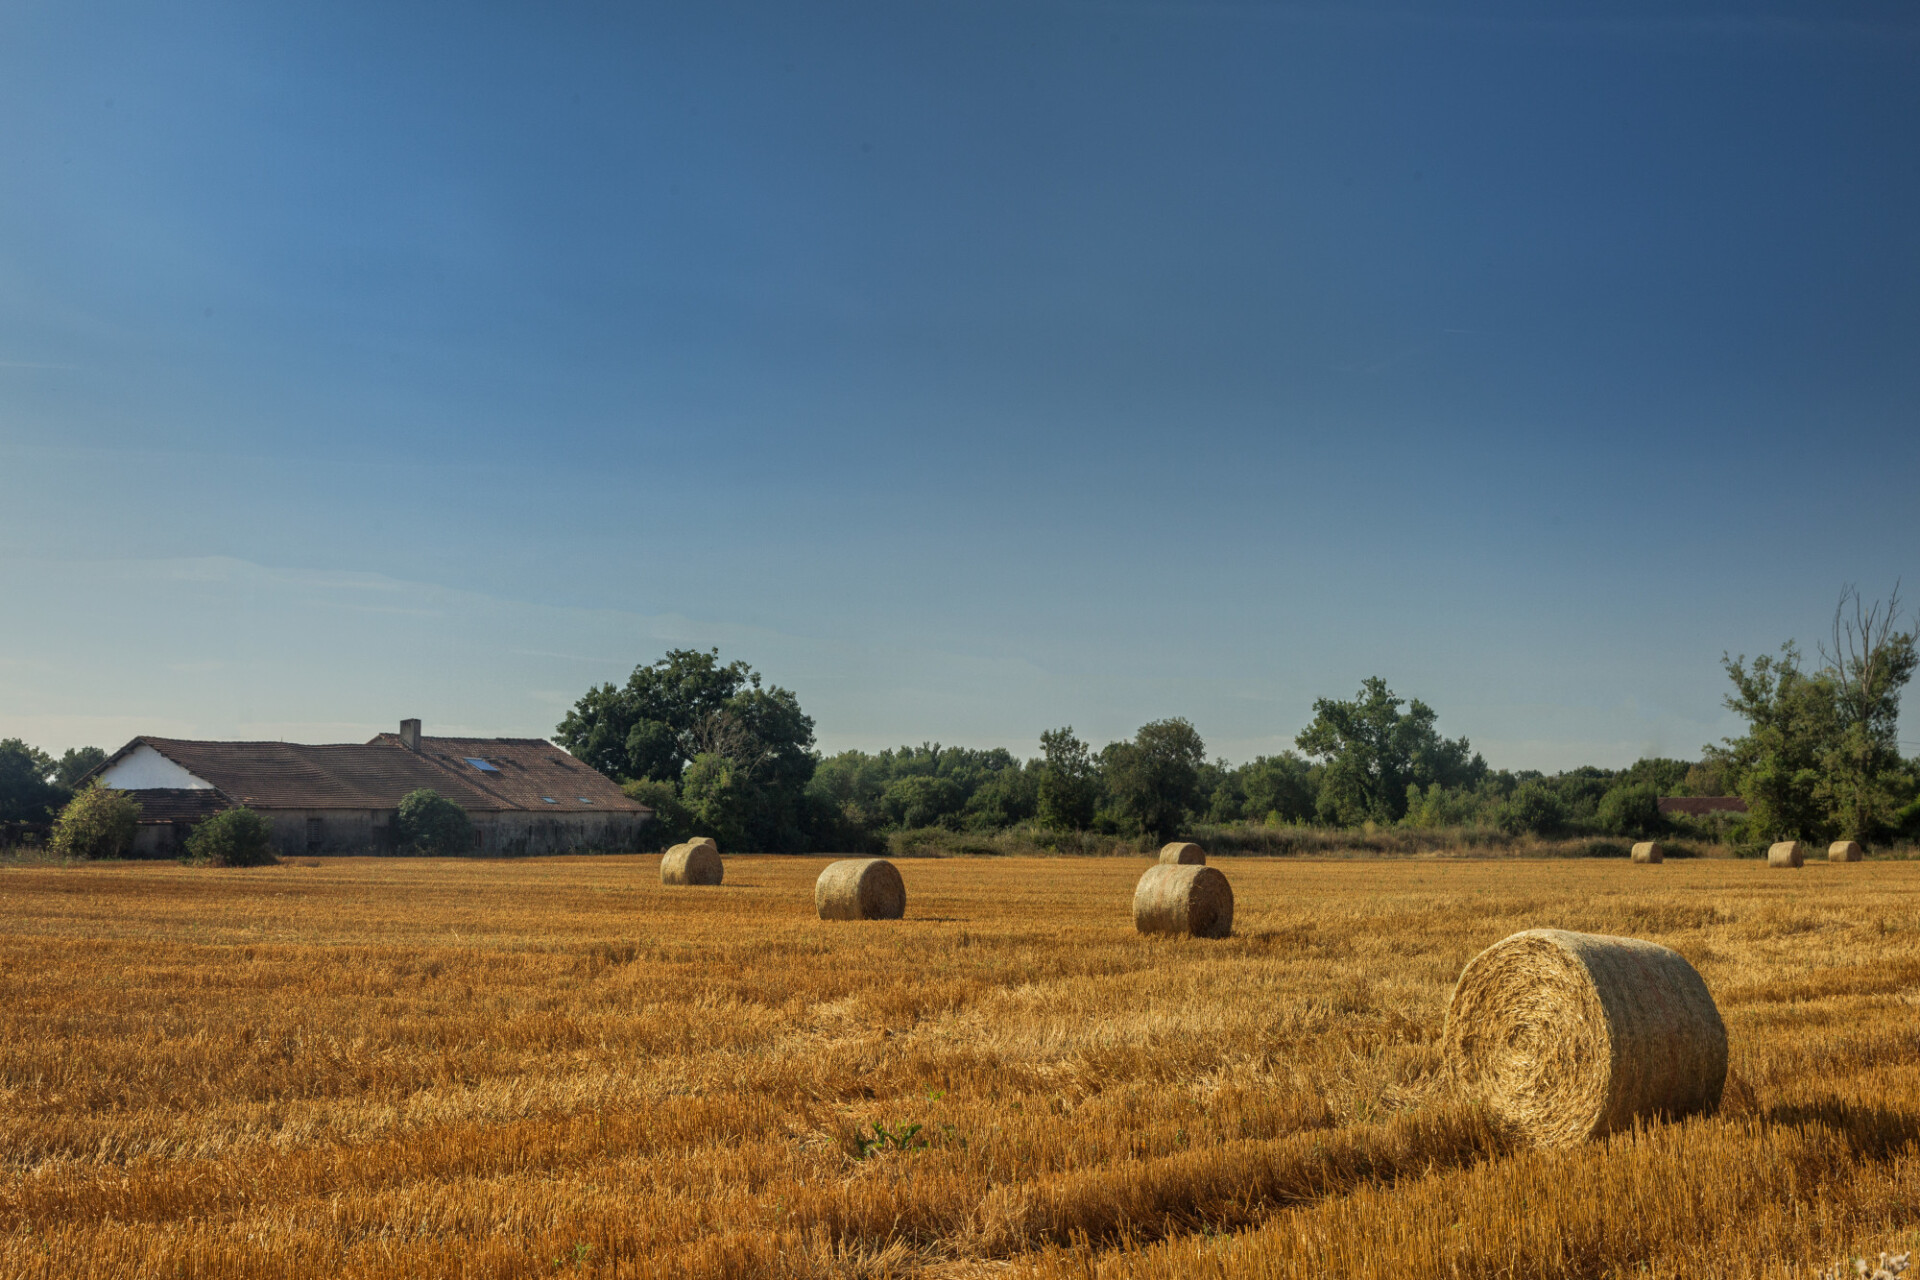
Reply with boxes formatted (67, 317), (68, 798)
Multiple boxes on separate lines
(1158, 841), (1206, 865)
(1829, 840), (1863, 863)
(815, 858), (906, 920)
(660, 840), (723, 886)
(1768, 841), (1806, 868)
(1444, 928), (1726, 1147)
(1630, 841), (1664, 864)
(1133, 864), (1233, 938)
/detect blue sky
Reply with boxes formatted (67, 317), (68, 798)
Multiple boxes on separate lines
(2, 1), (1917, 769)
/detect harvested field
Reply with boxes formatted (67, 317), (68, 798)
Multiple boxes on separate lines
(1, 854), (1918, 1278)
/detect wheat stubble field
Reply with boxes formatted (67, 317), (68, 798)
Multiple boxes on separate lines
(3, 854), (1919, 1279)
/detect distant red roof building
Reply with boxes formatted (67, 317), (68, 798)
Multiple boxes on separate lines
(90, 720), (649, 857)
(1657, 796), (1749, 816)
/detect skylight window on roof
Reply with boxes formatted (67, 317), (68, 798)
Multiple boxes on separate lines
(577, 797), (592, 804)
(541, 796), (558, 804)
(465, 757), (500, 773)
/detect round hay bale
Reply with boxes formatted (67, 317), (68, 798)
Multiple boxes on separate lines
(1157, 841), (1206, 865)
(687, 836), (718, 855)
(1630, 841), (1664, 864)
(1443, 928), (1727, 1147)
(1133, 864), (1233, 938)
(660, 840), (723, 886)
(1829, 840), (1863, 863)
(1767, 841), (1806, 868)
(815, 858), (905, 921)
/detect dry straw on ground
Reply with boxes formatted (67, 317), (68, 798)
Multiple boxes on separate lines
(1132, 863), (1233, 938)
(1770, 841), (1808, 868)
(10, 855), (1920, 1280)
(1831, 840), (1865, 863)
(1443, 927), (1727, 1147)
(1631, 841), (1664, 864)
(814, 856), (906, 920)
(660, 839), (723, 886)
(1157, 842), (1206, 865)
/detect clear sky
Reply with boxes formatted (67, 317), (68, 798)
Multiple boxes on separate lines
(2, 1), (1917, 770)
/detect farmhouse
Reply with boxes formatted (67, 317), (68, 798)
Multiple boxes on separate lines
(90, 720), (650, 857)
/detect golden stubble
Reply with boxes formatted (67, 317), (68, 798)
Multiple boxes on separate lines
(1, 854), (1916, 1278)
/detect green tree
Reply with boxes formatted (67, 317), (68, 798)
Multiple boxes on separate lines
(1240, 753), (1318, 824)
(882, 774), (966, 829)
(1036, 727), (1098, 831)
(1595, 782), (1662, 838)
(396, 789), (475, 855)
(556, 649), (817, 851)
(1708, 643), (1841, 842)
(0, 739), (61, 823)
(621, 778), (692, 849)
(1498, 779), (1568, 836)
(1102, 718), (1207, 841)
(960, 764), (1038, 831)
(1817, 586), (1918, 840)
(1296, 678), (1485, 825)
(49, 785), (141, 859)
(184, 808), (277, 866)
(53, 746), (107, 790)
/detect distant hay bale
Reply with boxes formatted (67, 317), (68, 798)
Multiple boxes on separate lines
(660, 840), (723, 886)
(1444, 928), (1727, 1147)
(1133, 864), (1233, 938)
(1768, 841), (1806, 868)
(815, 858), (905, 921)
(1630, 842), (1664, 864)
(1829, 840), (1863, 863)
(1158, 841), (1206, 865)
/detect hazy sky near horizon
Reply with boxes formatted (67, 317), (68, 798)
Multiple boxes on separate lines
(3, 1), (1917, 769)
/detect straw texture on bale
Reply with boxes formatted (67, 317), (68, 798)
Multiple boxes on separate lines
(1768, 840), (1806, 868)
(1133, 864), (1233, 938)
(1157, 841), (1206, 865)
(1443, 928), (1727, 1147)
(1630, 841), (1664, 864)
(814, 858), (906, 921)
(1829, 840), (1864, 863)
(660, 840), (723, 886)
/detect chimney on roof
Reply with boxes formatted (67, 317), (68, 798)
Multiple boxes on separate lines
(399, 718), (421, 751)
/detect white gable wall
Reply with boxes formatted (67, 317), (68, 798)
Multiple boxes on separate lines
(98, 744), (215, 790)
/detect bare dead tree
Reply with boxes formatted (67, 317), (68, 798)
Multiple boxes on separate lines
(684, 710), (777, 783)
(1818, 582), (1918, 839)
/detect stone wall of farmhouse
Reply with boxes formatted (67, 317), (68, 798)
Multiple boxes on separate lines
(470, 811), (647, 857)
(253, 809), (644, 856)
(133, 808), (647, 857)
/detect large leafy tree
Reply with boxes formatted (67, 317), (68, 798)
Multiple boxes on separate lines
(1102, 718), (1207, 841)
(557, 649), (817, 851)
(1295, 678), (1485, 825)
(0, 739), (62, 823)
(1036, 727), (1098, 831)
(1817, 586), (1917, 840)
(1707, 643), (1840, 842)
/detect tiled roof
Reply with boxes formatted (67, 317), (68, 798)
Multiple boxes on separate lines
(99, 734), (649, 817)
(120, 789), (232, 824)
(369, 734), (648, 813)
(1657, 796), (1749, 815)
(132, 738), (508, 811)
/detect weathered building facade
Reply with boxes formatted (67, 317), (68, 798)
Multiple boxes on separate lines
(91, 721), (650, 857)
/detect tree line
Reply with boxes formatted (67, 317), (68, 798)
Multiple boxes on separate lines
(547, 585), (1918, 852)
(7, 586), (1914, 854)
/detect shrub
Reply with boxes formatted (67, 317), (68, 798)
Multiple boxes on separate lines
(622, 777), (692, 850)
(1596, 782), (1663, 838)
(396, 789), (473, 855)
(1498, 781), (1568, 836)
(185, 808), (277, 866)
(49, 785), (141, 859)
